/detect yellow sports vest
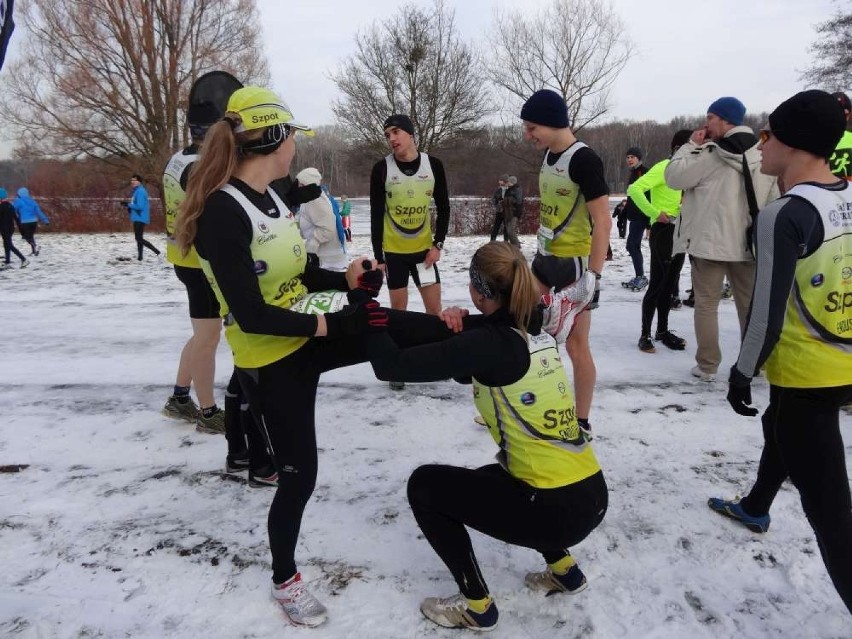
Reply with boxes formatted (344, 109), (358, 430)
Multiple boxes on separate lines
(473, 331), (601, 488)
(537, 143), (592, 258)
(163, 149), (200, 267)
(383, 153), (434, 254)
(198, 184), (309, 369)
(830, 130), (852, 181)
(765, 183), (852, 387)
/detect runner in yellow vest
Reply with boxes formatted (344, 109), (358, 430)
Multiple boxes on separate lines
(364, 242), (607, 632)
(520, 89), (612, 436)
(708, 90), (852, 615)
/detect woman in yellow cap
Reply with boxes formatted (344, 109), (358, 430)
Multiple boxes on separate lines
(175, 86), (404, 627)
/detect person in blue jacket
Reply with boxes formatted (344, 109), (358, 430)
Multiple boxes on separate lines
(1, 188), (29, 268)
(12, 187), (49, 255)
(123, 174), (160, 260)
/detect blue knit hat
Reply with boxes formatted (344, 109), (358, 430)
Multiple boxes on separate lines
(521, 89), (569, 128)
(707, 97), (746, 126)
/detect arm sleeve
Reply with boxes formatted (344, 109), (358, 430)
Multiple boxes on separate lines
(627, 161), (665, 222)
(430, 157), (450, 244)
(194, 193), (319, 337)
(733, 198), (824, 380)
(35, 203), (49, 224)
(568, 147), (609, 201)
(367, 324), (528, 384)
(664, 142), (712, 190)
(369, 160), (386, 262)
(301, 263), (348, 292)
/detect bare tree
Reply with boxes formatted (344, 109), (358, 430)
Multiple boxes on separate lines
(489, 0), (633, 132)
(330, 0), (492, 153)
(800, 4), (852, 91)
(0, 0), (269, 183)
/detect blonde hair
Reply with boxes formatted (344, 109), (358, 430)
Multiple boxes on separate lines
(471, 242), (540, 334)
(175, 114), (264, 256)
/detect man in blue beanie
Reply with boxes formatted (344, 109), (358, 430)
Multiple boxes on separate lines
(665, 96), (778, 382)
(520, 88), (611, 442)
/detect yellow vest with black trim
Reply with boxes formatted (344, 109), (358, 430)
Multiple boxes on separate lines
(830, 130), (852, 181)
(163, 148), (200, 267)
(383, 153), (434, 254)
(198, 184), (309, 369)
(537, 143), (592, 258)
(473, 330), (600, 488)
(765, 183), (852, 387)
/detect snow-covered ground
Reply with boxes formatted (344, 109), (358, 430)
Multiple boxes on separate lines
(1, 230), (849, 639)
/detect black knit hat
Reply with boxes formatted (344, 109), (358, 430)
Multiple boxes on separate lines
(768, 90), (846, 159)
(625, 147), (642, 160)
(383, 114), (415, 136)
(187, 100), (220, 126)
(520, 89), (569, 128)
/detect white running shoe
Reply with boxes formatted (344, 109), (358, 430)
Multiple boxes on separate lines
(690, 365), (716, 382)
(272, 573), (328, 627)
(420, 593), (498, 631)
(20, 259), (30, 269)
(540, 289), (585, 344)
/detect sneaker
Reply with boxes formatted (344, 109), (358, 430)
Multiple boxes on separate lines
(708, 497), (770, 533)
(248, 466), (279, 488)
(20, 259), (30, 269)
(389, 381), (406, 391)
(420, 593), (498, 631)
(525, 564), (588, 597)
(670, 296), (682, 310)
(195, 408), (226, 434)
(540, 289), (585, 344)
(655, 330), (686, 351)
(162, 395), (199, 423)
(622, 276), (647, 291)
(225, 452), (250, 474)
(33, 244), (40, 256)
(638, 335), (656, 353)
(690, 365), (716, 382)
(683, 289), (695, 308)
(272, 573), (328, 627)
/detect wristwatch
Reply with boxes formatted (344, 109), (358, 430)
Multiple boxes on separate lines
(433, 241), (444, 250)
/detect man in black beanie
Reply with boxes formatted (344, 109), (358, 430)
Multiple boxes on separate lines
(519, 88), (611, 452)
(621, 146), (649, 291)
(709, 89), (852, 616)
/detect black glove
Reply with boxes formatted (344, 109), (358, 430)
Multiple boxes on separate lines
(347, 261), (384, 303)
(289, 183), (322, 205)
(324, 301), (388, 337)
(306, 253), (319, 269)
(120, 200), (129, 207)
(727, 365), (759, 417)
(587, 278), (601, 310)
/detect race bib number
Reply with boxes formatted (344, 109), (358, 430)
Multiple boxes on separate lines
(290, 290), (349, 315)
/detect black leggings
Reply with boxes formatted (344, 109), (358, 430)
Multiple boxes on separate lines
(224, 370), (271, 471)
(740, 384), (852, 614)
(408, 464), (607, 599)
(235, 310), (450, 583)
(133, 222), (159, 259)
(19, 222), (37, 250)
(641, 223), (685, 335)
(2, 231), (25, 263)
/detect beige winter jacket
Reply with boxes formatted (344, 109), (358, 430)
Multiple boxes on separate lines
(665, 126), (779, 261)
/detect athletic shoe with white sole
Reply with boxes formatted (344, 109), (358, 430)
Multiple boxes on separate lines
(162, 395), (199, 423)
(525, 564), (588, 597)
(420, 593), (498, 631)
(272, 573), (328, 627)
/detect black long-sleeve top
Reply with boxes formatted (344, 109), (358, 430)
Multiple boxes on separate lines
(194, 178), (348, 337)
(369, 307), (535, 387)
(732, 181), (839, 383)
(369, 153), (450, 263)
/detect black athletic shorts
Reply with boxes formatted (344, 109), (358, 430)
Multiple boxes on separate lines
(531, 253), (588, 291)
(384, 249), (441, 290)
(174, 265), (220, 319)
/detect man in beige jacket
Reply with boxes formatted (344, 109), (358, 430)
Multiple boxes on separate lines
(665, 97), (778, 381)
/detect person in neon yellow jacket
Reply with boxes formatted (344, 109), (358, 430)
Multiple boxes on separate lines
(627, 130), (692, 354)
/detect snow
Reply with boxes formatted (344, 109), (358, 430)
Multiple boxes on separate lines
(1, 229), (849, 639)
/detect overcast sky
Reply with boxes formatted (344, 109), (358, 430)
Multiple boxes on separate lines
(0, 0), (840, 160)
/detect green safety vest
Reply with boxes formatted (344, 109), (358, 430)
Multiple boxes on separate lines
(199, 185), (309, 369)
(537, 143), (593, 258)
(473, 330), (600, 488)
(765, 183), (852, 387)
(383, 153), (434, 254)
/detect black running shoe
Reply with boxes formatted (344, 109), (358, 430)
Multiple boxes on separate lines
(638, 335), (656, 353)
(655, 330), (686, 350)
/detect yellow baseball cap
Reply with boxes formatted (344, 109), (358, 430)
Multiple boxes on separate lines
(226, 86), (314, 136)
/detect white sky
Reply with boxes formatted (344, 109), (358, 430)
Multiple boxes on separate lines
(0, 0), (840, 159)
